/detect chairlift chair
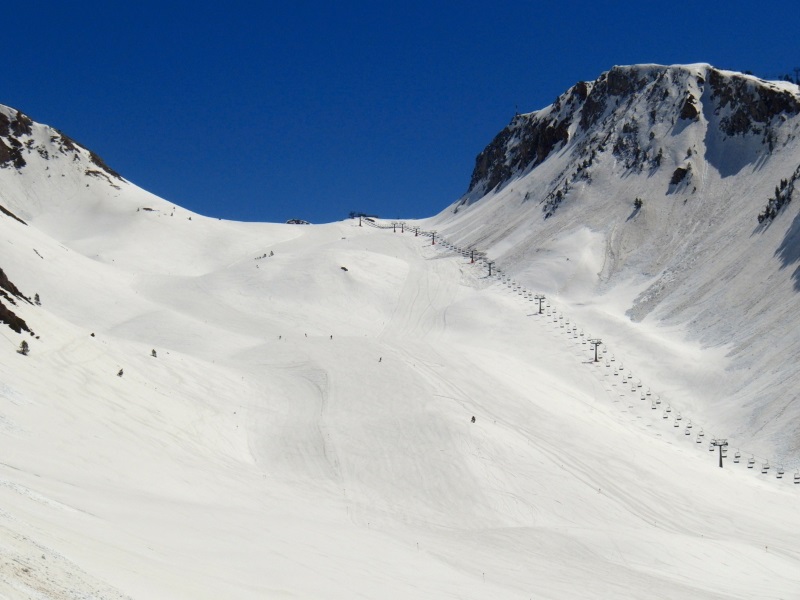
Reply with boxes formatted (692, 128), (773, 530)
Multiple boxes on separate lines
(794, 471), (800, 484)
(747, 455), (755, 468)
(761, 461), (770, 474)
(733, 450), (741, 463)
(776, 466), (785, 479)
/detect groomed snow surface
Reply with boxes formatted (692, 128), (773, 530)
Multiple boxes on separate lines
(1, 211), (799, 599)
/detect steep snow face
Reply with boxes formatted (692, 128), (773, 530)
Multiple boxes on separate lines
(433, 64), (800, 460)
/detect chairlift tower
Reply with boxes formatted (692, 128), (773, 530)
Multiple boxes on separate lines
(712, 439), (728, 468)
(588, 338), (602, 362)
(431, 231), (437, 245)
(534, 294), (546, 314)
(487, 261), (494, 277)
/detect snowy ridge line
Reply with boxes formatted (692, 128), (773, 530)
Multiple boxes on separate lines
(370, 219), (800, 483)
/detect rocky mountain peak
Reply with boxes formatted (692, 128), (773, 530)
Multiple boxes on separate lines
(461, 64), (800, 218)
(0, 105), (122, 184)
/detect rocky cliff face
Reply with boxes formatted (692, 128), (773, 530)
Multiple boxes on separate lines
(460, 64), (800, 220)
(0, 105), (122, 184)
(0, 267), (32, 335)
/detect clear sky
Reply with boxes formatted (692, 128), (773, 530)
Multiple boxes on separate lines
(5, 1), (799, 223)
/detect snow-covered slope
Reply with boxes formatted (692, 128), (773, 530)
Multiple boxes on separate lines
(2, 71), (800, 599)
(433, 63), (800, 463)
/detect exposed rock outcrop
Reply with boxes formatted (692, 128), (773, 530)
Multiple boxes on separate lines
(459, 64), (800, 219)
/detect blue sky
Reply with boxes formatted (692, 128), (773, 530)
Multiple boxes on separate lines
(6, 1), (799, 223)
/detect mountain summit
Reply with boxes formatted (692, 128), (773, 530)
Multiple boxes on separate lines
(435, 63), (800, 459)
(460, 64), (800, 212)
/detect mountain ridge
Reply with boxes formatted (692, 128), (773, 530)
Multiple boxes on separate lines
(461, 63), (800, 210)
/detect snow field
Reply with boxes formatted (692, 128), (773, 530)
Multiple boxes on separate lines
(0, 211), (799, 597)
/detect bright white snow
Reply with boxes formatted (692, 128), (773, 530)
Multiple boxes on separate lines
(2, 205), (800, 598)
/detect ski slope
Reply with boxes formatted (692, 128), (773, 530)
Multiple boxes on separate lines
(2, 207), (799, 599)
